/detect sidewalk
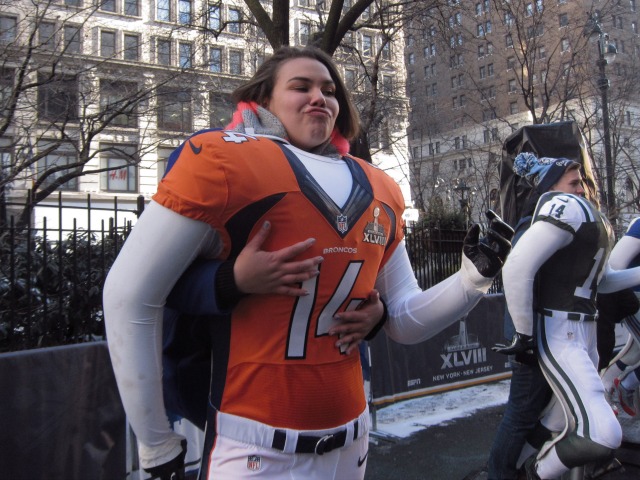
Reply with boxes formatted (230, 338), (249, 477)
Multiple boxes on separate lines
(365, 404), (640, 480)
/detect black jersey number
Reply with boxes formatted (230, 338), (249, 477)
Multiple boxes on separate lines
(574, 247), (605, 299)
(286, 262), (363, 359)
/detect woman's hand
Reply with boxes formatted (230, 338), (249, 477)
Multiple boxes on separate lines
(329, 290), (385, 355)
(234, 221), (324, 296)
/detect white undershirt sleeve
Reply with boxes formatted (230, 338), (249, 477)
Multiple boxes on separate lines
(377, 241), (493, 344)
(607, 236), (640, 270)
(502, 221), (573, 336)
(597, 263), (640, 293)
(103, 201), (221, 468)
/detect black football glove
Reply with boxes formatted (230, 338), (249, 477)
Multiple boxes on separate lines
(492, 332), (535, 356)
(463, 210), (514, 278)
(144, 440), (187, 480)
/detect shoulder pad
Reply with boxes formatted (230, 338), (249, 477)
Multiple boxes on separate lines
(626, 217), (640, 239)
(534, 192), (595, 233)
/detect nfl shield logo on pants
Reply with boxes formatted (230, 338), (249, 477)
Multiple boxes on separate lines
(247, 455), (261, 471)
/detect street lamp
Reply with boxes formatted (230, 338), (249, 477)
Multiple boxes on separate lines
(585, 11), (618, 225)
(453, 178), (473, 226)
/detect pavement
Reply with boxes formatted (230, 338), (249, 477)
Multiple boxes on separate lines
(365, 404), (640, 480)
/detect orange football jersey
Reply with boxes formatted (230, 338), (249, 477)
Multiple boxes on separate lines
(154, 130), (405, 430)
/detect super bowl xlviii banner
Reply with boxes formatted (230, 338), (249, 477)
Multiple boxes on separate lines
(368, 294), (510, 406)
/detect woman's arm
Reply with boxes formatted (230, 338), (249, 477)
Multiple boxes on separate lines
(379, 213), (513, 345)
(103, 201), (220, 469)
(502, 221), (572, 336)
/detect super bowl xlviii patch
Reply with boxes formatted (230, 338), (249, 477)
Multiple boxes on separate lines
(363, 207), (387, 246)
(337, 214), (348, 233)
(247, 455), (261, 471)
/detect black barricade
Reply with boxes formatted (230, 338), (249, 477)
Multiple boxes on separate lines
(0, 342), (126, 480)
(369, 294), (510, 405)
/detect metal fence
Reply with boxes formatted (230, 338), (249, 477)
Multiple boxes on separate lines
(0, 193), (142, 352)
(0, 194), (501, 352)
(404, 224), (503, 294)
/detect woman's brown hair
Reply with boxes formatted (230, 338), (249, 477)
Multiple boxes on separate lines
(232, 46), (361, 141)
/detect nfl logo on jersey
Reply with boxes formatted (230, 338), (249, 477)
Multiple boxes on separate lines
(247, 455), (261, 471)
(337, 215), (348, 233)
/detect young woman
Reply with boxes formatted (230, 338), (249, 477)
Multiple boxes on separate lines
(104, 46), (512, 480)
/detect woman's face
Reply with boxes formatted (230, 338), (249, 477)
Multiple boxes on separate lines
(265, 57), (339, 151)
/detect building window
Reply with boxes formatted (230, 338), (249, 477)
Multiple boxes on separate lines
(100, 80), (138, 128)
(101, 0), (116, 12)
(507, 56), (515, 70)
(38, 74), (78, 121)
(1, 68), (13, 117)
(479, 65), (486, 79)
(408, 53), (415, 64)
(65, 0), (82, 6)
(157, 87), (192, 131)
(124, 34), (139, 61)
(505, 12), (514, 26)
(179, 42), (192, 68)
(64, 25), (81, 54)
(157, 39), (171, 65)
(103, 157), (137, 192)
(363, 35), (375, 57)
(505, 34), (513, 47)
(101, 30), (116, 57)
(558, 13), (568, 27)
(39, 151), (78, 191)
(0, 16), (17, 43)
(209, 47), (222, 72)
(344, 69), (357, 90)
(508, 78), (517, 93)
(300, 22), (311, 46)
(39, 22), (56, 50)
(178, 0), (192, 25)
(125, 0), (139, 16)
(208, 4), (221, 30)
(478, 44), (485, 57)
(483, 129), (490, 144)
(229, 50), (243, 75)
(477, 24), (485, 36)
(561, 38), (570, 52)
(157, 0), (171, 21)
(510, 101), (518, 114)
(487, 63), (494, 76)
(228, 8), (241, 34)
(209, 92), (234, 128)
(381, 75), (393, 95)
(381, 42), (391, 60)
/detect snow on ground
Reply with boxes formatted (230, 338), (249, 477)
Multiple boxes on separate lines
(371, 380), (511, 438)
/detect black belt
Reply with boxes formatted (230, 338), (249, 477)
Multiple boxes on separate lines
(541, 309), (598, 322)
(272, 421), (359, 455)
